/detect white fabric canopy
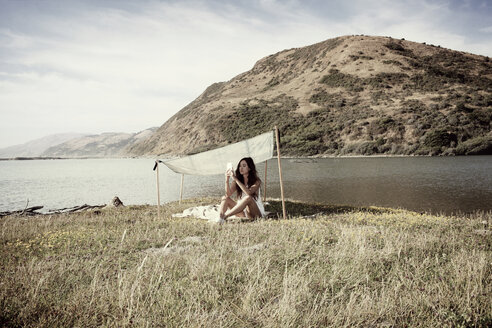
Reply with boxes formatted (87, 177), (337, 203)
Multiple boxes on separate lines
(162, 131), (274, 176)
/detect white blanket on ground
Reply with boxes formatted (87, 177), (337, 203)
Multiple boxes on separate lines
(172, 205), (271, 223)
(172, 205), (222, 222)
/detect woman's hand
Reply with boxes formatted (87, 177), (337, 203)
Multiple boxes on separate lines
(226, 168), (235, 177)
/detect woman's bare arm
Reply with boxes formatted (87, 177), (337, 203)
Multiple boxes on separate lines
(225, 171), (236, 197)
(232, 176), (261, 197)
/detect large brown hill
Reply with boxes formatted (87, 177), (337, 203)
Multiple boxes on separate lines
(128, 35), (492, 157)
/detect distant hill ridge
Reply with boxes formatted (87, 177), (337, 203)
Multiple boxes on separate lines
(42, 128), (158, 158)
(0, 133), (88, 158)
(128, 35), (492, 156)
(0, 128), (157, 158)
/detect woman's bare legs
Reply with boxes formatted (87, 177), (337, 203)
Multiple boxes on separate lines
(219, 196), (236, 218)
(222, 195), (261, 220)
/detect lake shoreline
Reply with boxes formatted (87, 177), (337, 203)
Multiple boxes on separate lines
(2, 197), (491, 219)
(1, 153), (488, 161)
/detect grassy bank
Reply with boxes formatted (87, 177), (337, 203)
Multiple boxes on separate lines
(1, 199), (491, 327)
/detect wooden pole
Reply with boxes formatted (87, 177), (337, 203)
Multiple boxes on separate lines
(179, 174), (184, 204)
(155, 160), (161, 220)
(263, 161), (268, 202)
(275, 126), (286, 220)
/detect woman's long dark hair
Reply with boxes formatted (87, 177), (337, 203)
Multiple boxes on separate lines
(235, 157), (260, 200)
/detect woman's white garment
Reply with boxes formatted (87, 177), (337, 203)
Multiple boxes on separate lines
(239, 189), (266, 218)
(172, 205), (221, 221)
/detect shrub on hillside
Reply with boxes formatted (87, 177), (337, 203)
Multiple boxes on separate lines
(281, 134), (327, 156)
(409, 74), (449, 91)
(455, 136), (492, 155)
(320, 69), (364, 92)
(309, 90), (332, 105)
(368, 117), (396, 136)
(384, 42), (405, 52)
(188, 143), (220, 155)
(366, 73), (408, 89)
(423, 129), (457, 149)
(468, 108), (492, 126)
(356, 141), (379, 155)
(456, 102), (473, 113)
(211, 95), (300, 143)
(382, 59), (403, 66)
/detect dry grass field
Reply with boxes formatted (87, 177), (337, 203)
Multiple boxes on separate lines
(1, 198), (491, 327)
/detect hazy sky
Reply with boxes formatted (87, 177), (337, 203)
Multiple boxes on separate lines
(1, 0), (491, 148)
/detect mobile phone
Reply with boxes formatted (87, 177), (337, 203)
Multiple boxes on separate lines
(226, 162), (233, 170)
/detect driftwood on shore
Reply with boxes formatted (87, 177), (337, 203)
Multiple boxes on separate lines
(46, 204), (107, 214)
(0, 196), (125, 218)
(0, 206), (45, 217)
(0, 204), (106, 217)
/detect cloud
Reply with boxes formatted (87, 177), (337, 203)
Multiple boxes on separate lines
(0, 0), (491, 148)
(479, 26), (492, 33)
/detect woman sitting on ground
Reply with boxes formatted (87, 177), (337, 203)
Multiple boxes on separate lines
(219, 157), (266, 221)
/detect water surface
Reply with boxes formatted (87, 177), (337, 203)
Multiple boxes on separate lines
(0, 156), (491, 214)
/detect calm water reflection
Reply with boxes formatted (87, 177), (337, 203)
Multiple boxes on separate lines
(0, 156), (491, 214)
(263, 156), (492, 214)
